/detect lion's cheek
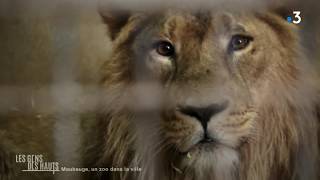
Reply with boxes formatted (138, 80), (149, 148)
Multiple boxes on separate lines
(207, 111), (257, 148)
(162, 114), (202, 152)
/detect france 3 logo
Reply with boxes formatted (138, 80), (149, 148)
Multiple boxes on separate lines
(286, 11), (302, 24)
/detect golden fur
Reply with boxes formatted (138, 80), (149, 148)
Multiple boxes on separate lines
(82, 6), (320, 180)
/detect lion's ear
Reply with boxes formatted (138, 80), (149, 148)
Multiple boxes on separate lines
(273, 7), (293, 21)
(269, 1), (301, 23)
(99, 5), (131, 40)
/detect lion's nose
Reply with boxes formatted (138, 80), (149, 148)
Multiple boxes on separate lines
(179, 101), (228, 130)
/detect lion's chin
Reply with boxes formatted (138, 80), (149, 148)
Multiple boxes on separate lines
(173, 143), (239, 180)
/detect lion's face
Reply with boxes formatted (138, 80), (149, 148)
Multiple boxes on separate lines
(101, 7), (302, 179)
(138, 11), (261, 166)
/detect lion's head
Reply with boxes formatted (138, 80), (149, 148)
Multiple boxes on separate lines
(90, 4), (319, 180)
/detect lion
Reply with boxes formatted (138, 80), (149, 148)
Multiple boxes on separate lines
(80, 4), (320, 180)
(83, 3), (319, 180)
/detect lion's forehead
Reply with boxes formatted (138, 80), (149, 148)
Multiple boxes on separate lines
(142, 11), (260, 39)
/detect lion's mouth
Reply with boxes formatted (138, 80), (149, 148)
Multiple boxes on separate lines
(179, 135), (219, 155)
(192, 138), (216, 151)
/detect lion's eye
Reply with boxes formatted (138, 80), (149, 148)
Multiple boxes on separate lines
(154, 41), (175, 57)
(229, 35), (253, 51)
